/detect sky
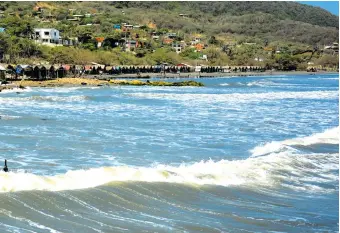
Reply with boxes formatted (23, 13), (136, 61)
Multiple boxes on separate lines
(298, 1), (339, 16)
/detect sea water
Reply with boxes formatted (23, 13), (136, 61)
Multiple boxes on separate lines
(0, 74), (338, 232)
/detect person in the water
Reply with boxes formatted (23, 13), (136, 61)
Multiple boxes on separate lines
(3, 159), (8, 172)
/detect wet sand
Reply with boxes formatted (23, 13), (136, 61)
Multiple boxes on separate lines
(89, 70), (336, 79)
(0, 71), (336, 91)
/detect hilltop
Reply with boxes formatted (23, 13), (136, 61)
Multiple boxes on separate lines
(0, 1), (338, 70)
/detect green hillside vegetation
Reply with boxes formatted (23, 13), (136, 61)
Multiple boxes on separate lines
(0, 1), (338, 70)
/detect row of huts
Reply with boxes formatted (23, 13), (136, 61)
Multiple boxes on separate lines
(0, 63), (265, 80)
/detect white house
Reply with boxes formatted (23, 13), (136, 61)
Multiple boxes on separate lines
(172, 43), (182, 54)
(34, 28), (61, 46)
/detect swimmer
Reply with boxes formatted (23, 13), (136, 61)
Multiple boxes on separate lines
(3, 159), (8, 172)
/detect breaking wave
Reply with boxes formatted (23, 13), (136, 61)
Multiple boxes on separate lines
(251, 127), (339, 157)
(219, 82), (245, 87)
(28, 95), (91, 102)
(0, 95), (91, 104)
(0, 115), (21, 120)
(130, 90), (338, 103)
(220, 80), (304, 87)
(0, 128), (338, 193)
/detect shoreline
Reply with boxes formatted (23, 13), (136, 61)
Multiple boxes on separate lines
(0, 71), (337, 91)
(84, 70), (338, 79)
(2, 78), (204, 90)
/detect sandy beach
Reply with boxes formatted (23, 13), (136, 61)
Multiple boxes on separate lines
(0, 78), (203, 90)
(83, 70), (337, 79)
(0, 71), (336, 91)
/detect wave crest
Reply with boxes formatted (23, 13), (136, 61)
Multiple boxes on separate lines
(28, 95), (91, 102)
(0, 128), (337, 193)
(251, 127), (339, 157)
(0, 155), (337, 193)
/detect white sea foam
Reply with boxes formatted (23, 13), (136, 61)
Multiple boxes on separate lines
(0, 115), (21, 120)
(251, 127), (339, 157)
(309, 77), (339, 80)
(129, 90), (338, 103)
(36, 86), (100, 93)
(220, 80), (302, 88)
(28, 95), (90, 102)
(0, 151), (337, 193)
(0, 128), (338, 193)
(0, 95), (90, 104)
(284, 127), (339, 146)
(246, 80), (277, 87)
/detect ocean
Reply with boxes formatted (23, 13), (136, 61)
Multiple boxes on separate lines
(0, 73), (338, 232)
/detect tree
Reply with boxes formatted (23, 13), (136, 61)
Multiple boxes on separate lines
(316, 55), (339, 69)
(275, 54), (298, 70)
(0, 16), (34, 37)
(49, 47), (75, 64)
(151, 48), (180, 65)
(180, 48), (201, 60)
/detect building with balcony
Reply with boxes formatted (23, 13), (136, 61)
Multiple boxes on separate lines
(34, 28), (61, 46)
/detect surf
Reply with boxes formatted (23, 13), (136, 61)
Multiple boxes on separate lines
(0, 128), (338, 193)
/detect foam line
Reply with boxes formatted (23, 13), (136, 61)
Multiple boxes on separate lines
(0, 128), (337, 193)
(251, 127), (339, 157)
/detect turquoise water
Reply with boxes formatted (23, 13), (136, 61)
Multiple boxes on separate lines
(0, 74), (338, 232)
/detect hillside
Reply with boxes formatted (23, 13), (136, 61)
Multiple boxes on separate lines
(50, 1), (339, 45)
(124, 1), (339, 28)
(0, 1), (338, 70)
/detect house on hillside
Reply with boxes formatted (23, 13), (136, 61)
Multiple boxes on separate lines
(95, 37), (105, 48)
(33, 5), (43, 14)
(113, 24), (121, 30)
(163, 38), (174, 45)
(324, 42), (339, 54)
(122, 24), (134, 31)
(34, 28), (61, 46)
(125, 40), (138, 51)
(151, 32), (160, 40)
(243, 42), (256, 46)
(67, 18), (78, 21)
(179, 13), (189, 18)
(147, 22), (157, 29)
(61, 37), (78, 46)
(0, 27), (5, 33)
(254, 57), (264, 62)
(191, 36), (201, 45)
(166, 33), (177, 39)
(172, 43), (182, 54)
(194, 43), (205, 51)
(73, 14), (84, 21)
(172, 41), (187, 54)
(176, 63), (192, 67)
